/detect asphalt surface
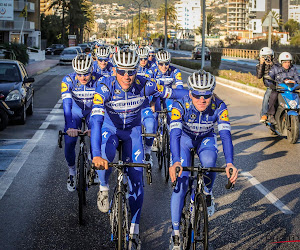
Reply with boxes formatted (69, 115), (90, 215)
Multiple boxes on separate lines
(0, 64), (300, 250)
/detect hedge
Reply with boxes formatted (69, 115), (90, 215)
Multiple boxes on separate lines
(0, 43), (29, 65)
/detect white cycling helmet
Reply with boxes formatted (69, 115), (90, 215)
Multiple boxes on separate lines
(187, 70), (216, 92)
(72, 54), (93, 74)
(279, 52), (293, 64)
(136, 47), (149, 58)
(113, 49), (139, 69)
(96, 46), (110, 58)
(259, 47), (274, 57)
(156, 50), (171, 62)
(129, 44), (138, 51)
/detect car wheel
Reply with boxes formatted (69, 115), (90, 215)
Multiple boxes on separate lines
(27, 98), (33, 116)
(18, 105), (26, 125)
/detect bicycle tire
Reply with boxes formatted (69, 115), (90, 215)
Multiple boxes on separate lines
(193, 194), (209, 250)
(117, 191), (129, 249)
(77, 153), (86, 225)
(180, 205), (192, 250)
(163, 125), (170, 182)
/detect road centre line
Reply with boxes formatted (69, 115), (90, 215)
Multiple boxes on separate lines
(240, 172), (293, 214)
(0, 101), (60, 200)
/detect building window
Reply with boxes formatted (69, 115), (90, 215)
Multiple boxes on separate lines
(254, 22), (256, 31)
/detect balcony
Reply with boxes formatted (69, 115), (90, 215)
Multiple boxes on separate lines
(0, 20), (35, 31)
(14, 1), (35, 12)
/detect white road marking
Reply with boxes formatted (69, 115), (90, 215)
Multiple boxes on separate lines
(240, 172), (293, 214)
(0, 101), (60, 200)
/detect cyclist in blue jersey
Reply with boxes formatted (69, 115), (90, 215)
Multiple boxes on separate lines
(61, 54), (102, 192)
(136, 47), (152, 77)
(146, 45), (156, 67)
(93, 46), (114, 77)
(168, 70), (238, 249)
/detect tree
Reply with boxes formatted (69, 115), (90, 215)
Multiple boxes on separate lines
(195, 26), (202, 35)
(290, 31), (300, 46)
(41, 13), (63, 46)
(225, 34), (239, 46)
(262, 11), (283, 30)
(284, 19), (300, 38)
(157, 3), (177, 23)
(206, 13), (215, 36)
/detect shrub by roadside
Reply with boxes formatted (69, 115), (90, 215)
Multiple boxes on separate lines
(0, 43), (29, 64)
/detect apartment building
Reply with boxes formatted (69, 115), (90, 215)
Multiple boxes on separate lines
(174, 0), (201, 37)
(227, 0), (249, 33)
(0, 0), (41, 47)
(289, 0), (300, 23)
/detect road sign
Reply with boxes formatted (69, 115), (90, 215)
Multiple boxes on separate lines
(262, 11), (279, 28)
(68, 35), (76, 39)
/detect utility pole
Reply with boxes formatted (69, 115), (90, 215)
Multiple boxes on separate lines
(164, 0), (167, 49)
(201, 0), (206, 69)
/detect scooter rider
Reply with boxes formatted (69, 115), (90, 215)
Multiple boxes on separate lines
(256, 47), (276, 123)
(267, 52), (300, 125)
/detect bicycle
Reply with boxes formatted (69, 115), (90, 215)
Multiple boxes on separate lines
(173, 149), (233, 250)
(58, 118), (96, 225)
(92, 159), (152, 250)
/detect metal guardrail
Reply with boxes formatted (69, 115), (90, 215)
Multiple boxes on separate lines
(210, 48), (300, 64)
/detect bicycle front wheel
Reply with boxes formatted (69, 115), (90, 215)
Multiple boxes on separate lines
(163, 126), (170, 182)
(117, 192), (129, 250)
(193, 194), (209, 250)
(77, 153), (86, 225)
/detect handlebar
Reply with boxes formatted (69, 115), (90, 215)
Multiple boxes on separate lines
(57, 130), (89, 148)
(172, 166), (234, 189)
(92, 161), (152, 185)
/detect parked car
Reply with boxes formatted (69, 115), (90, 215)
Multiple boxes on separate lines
(45, 44), (66, 55)
(78, 43), (90, 50)
(72, 46), (83, 54)
(59, 48), (79, 65)
(0, 59), (34, 125)
(0, 91), (14, 131)
(191, 47), (211, 60)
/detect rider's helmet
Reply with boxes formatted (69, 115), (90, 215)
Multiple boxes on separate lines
(187, 70), (216, 93)
(278, 52), (293, 64)
(72, 54), (93, 75)
(96, 46), (110, 59)
(129, 44), (138, 51)
(113, 49), (139, 69)
(146, 45), (155, 53)
(156, 50), (171, 62)
(136, 47), (149, 59)
(259, 47), (274, 57)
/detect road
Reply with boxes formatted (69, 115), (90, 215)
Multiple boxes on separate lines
(0, 64), (300, 250)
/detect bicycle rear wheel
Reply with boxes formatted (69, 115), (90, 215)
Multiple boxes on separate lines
(163, 125), (170, 182)
(180, 204), (192, 249)
(77, 153), (86, 225)
(193, 194), (208, 250)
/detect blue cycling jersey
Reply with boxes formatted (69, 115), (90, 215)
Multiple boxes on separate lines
(137, 62), (152, 77)
(92, 61), (114, 77)
(61, 71), (102, 130)
(170, 94), (234, 164)
(146, 65), (184, 89)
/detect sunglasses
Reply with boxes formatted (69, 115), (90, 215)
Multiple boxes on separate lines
(148, 54), (155, 57)
(117, 69), (137, 76)
(158, 62), (170, 66)
(191, 92), (213, 99)
(98, 58), (109, 62)
(77, 72), (92, 77)
(140, 58), (148, 61)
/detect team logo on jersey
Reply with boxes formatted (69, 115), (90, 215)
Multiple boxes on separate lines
(219, 109), (229, 121)
(157, 84), (164, 92)
(136, 79), (141, 85)
(114, 89), (121, 95)
(61, 82), (68, 93)
(190, 113), (196, 120)
(211, 103), (216, 110)
(93, 93), (104, 105)
(185, 102), (190, 109)
(145, 74), (150, 78)
(92, 75), (96, 80)
(101, 85), (109, 93)
(171, 108), (181, 120)
(176, 73), (182, 80)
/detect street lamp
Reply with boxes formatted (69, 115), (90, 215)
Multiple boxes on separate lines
(201, 0), (206, 69)
(132, 0), (151, 44)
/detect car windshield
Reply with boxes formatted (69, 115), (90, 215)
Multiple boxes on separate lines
(0, 63), (21, 82)
(62, 50), (77, 55)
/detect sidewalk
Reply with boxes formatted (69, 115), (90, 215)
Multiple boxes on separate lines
(26, 59), (59, 76)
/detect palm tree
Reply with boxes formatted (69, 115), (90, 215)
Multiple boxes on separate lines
(262, 11), (283, 29)
(206, 13), (215, 36)
(157, 3), (177, 23)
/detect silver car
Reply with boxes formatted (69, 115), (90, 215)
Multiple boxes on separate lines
(59, 48), (79, 65)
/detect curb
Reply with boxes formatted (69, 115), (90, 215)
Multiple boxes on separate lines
(34, 63), (58, 76)
(171, 63), (265, 98)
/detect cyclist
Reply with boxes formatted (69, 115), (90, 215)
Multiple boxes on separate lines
(168, 70), (238, 249)
(256, 47), (276, 123)
(90, 49), (161, 249)
(93, 46), (114, 77)
(61, 54), (102, 192)
(146, 45), (156, 67)
(129, 43), (138, 51)
(136, 47), (152, 77)
(147, 50), (184, 151)
(267, 52), (300, 124)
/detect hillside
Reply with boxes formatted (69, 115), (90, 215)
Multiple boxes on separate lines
(93, 0), (176, 9)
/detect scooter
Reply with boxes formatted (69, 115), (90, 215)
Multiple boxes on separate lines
(0, 92), (14, 131)
(264, 78), (300, 144)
